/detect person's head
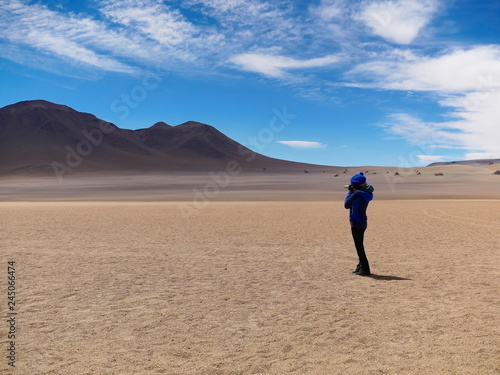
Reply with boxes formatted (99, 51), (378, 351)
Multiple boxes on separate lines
(350, 172), (367, 188)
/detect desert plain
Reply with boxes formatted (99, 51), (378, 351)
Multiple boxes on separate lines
(1, 165), (499, 374)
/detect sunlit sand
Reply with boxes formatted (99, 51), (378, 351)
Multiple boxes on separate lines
(1, 170), (499, 374)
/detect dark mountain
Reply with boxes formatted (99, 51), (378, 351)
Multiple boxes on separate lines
(149, 121), (172, 129)
(0, 100), (180, 174)
(130, 120), (251, 160)
(0, 100), (331, 176)
(427, 159), (500, 167)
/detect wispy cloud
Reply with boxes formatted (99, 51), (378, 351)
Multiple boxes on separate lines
(0, 0), (139, 73)
(0, 0), (446, 77)
(98, 0), (225, 63)
(277, 141), (327, 149)
(381, 113), (450, 146)
(100, 0), (195, 46)
(354, 0), (440, 44)
(348, 46), (500, 92)
(438, 90), (500, 160)
(0, 0), (312, 76)
(360, 45), (500, 160)
(0, 0), (227, 75)
(381, 89), (500, 160)
(309, 0), (347, 22)
(230, 53), (341, 78)
(183, 0), (301, 45)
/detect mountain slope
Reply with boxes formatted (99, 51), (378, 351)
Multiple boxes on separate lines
(427, 159), (500, 167)
(0, 100), (330, 175)
(0, 100), (181, 174)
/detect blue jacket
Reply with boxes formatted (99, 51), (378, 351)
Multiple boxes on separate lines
(344, 187), (373, 228)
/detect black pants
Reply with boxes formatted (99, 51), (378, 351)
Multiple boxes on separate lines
(351, 227), (370, 273)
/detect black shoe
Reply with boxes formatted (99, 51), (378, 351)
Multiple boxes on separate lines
(352, 264), (361, 273)
(355, 270), (371, 276)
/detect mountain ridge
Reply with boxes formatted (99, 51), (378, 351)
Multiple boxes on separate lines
(0, 100), (332, 176)
(427, 159), (500, 167)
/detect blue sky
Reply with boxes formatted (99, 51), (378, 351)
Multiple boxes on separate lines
(1, 0), (499, 167)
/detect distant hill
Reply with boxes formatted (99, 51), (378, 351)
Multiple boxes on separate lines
(0, 100), (333, 176)
(427, 159), (500, 167)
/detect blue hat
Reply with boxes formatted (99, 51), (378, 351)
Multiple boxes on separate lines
(350, 172), (366, 186)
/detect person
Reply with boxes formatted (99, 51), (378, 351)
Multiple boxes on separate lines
(344, 172), (374, 276)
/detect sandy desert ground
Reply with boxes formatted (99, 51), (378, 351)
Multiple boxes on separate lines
(1, 195), (499, 374)
(1, 163), (500, 201)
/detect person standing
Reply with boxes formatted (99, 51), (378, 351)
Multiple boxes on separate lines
(344, 172), (374, 276)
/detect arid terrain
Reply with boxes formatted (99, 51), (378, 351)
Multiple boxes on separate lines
(1, 167), (499, 374)
(2, 161), (500, 202)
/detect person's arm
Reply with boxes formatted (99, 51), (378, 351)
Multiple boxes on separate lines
(344, 190), (359, 209)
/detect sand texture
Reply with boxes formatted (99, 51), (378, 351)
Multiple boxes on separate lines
(1, 162), (500, 202)
(1, 200), (499, 374)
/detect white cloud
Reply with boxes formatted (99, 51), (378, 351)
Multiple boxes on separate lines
(100, 0), (195, 46)
(183, 0), (301, 48)
(381, 89), (500, 161)
(349, 46), (500, 92)
(381, 113), (451, 147)
(184, 0), (292, 30)
(0, 0), (145, 73)
(187, 0), (279, 20)
(0, 0), (309, 75)
(0, 0), (229, 75)
(96, 0), (220, 64)
(352, 44), (500, 161)
(230, 53), (341, 78)
(355, 0), (439, 44)
(277, 141), (327, 149)
(465, 152), (500, 160)
(439, 90), (500, 159)
(98, 0), (226, 63)
(309, 0), (346, 22)
(349, 45), (500, 159)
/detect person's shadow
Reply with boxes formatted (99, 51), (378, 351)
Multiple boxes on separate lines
(368, 274), (411, 281)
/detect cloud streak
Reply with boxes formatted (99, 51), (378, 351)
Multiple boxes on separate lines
(277, 141), (327, 149)
(0, 0), (140, 73)
(348, 46), (500, 92)
(230, 53), (341, 78)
